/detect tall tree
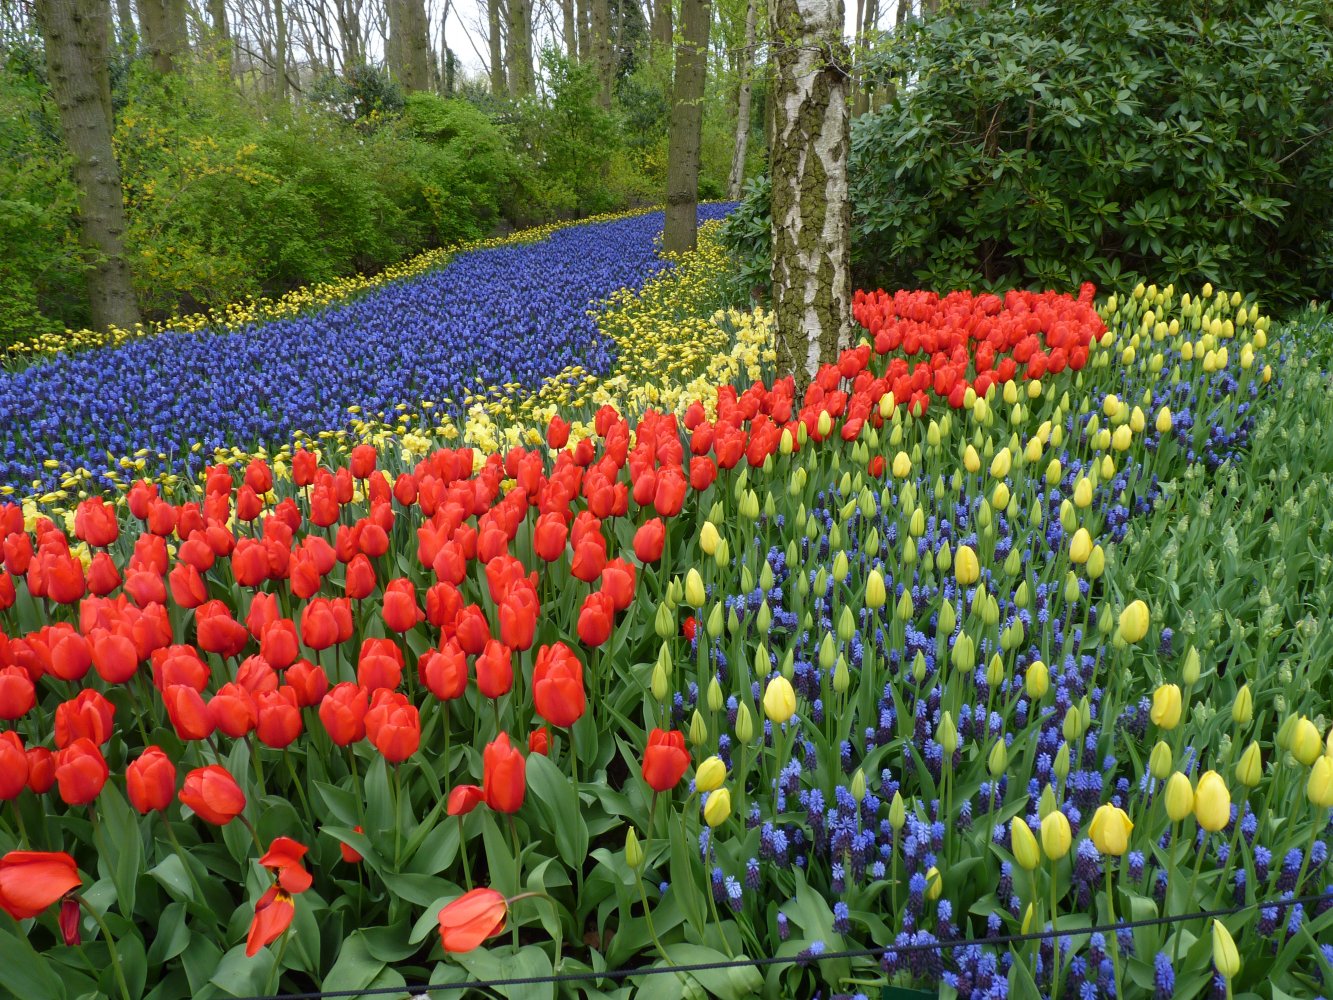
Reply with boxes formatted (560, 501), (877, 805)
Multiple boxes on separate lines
(273, 0), (289, 98)
(34, 0), (141, 330)
(506, 0), (532, 94)
(387, 0), (432, 89)
(560, 0), (577, 57)
(726, 0), (756, 198)
(136, 0), (189, 72)
(769, 0), (851, 381)
(487, 0), (506, 93)
(649, 0), (670, 48)
(663, 0), (710, 251)
(590, 0), (612, 105)
(576, 0), (591, 64)
(852, 0), (877, 116)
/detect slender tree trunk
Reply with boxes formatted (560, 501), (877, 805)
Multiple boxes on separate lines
(206, 0), (228, 39)
(273, 0), (289, 98)
(560, 0), (577, 57)
(662, 0), (709, 252)
(335, 0), (363, 66)
(590, 0), (612, 105)
(852, 0), (877, 117)
(769, 0), (852, 382)
(487, 0), (507, 93)
(506, 0), (532, 94)
(576, 0), (591, 62)
(35, 0), (140, 331)
(114, 0), (136, 54)
(726, 0), (756, 199)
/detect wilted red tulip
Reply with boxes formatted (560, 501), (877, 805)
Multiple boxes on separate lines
(475, 639), (513, 699)
(0, 732), (28, 800)
(482, 733), (525, 813)
(438, 888), (507, 953)
(259, 836), (314, 894)
(246, 885), (295, 957)
(419, 641), (468, 702)
(357, 638), (404, 692)
(209, 682), (259, 737)
(54, 738), (109, 806)
(256, 688), (303, 749)
(163, 684), (216, 742)
(179, 764), (246, 825)
(365, 689), (420, 763)
(447, 784), (484, 816)
(641, 728), (690, 792)
(577, 591), (616, 647)
(318, 682), (368, 746)
(126, 746), (176, 814)
(532, 642), (585, 728)
(0, 851), (81, 921)
(0, 666), (36, 720)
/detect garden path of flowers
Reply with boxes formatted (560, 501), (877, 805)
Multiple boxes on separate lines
(0, 209), (1330, 1000)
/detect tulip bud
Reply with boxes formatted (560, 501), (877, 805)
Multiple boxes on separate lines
(684, 569), (706, 607)
(1182, 646), (1201, 686)
(1290, 716), (1321, 766)
(625, 827), (644, 869)
(1149, 741), (1173, 780)
(1307, 756), (1333, 808)
(888, 791), (906, 831)
(1038, 784), (1057, 819)
(706, 603), (724, 638)
(1040, 810), (1072, 860)
(1088, 804), (1133, 856)
(735, 703), (753, 743)
(988, 739), (1007, 777)
(1062, 706), (1082, 743)
(954, 545), (979, 586)
(924, 865), (942, 901)
(1164, 772), (1195, 822)
(1212, 920), (1241, 980)
(707, 678), (724, 713)
(937, 711), (958, 757)
(1235, 742), (1263, 788)
(655, 602), (675, 639)
(819, 632), (837, 670)
(762, 676), (796, 725)
(1150, 684), (1183, 730)
(911, 651), (927, 683)
(695, 755), (726, 792)
(1118, 599), (1150, 644)
(1025, 660), (1049, 700)
(1021, 902), (1037, 934)
(1194, 770), (1231, 832)
(699, 521), (720, 556)
(832, 551), (849, 583)
(850, 768), (866, 803)
(703, 787), (731, 828)
(1053, 742), (1070, 782)
(986, 653), (1005, 689)
(651, 661), (669, 702)
(895, 588), (914, 622)
(865, 570), (886, 610)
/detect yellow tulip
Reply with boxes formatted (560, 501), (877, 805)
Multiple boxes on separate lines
(699, 521), (720, 556)
(1025, 660), (1049, 700)
(762, 676), (797, 725)
(1165, 773), (1195, 822)
(1040, 810), (1072, 860)
(1149, 741), (1173, 780)
(1307, 755), (1333, 808)
(1088, 804), (1134, 856)
(865, 569), (887, 610)
(1212, 919), (1241, 980)
(1150, 684), (1183, 730)
(695, 756), (726, 793)
(955, 545), (979, 586)
(1118, 600), (1150, 644)
(1235, 742), (1263, 789)
(925, 866), (943, 900)
(1290, 716), (1322, 766)
(1069, 528), (1092, 564)
(1194, 770), (1231, 832)
(684, 568), (706, 607)
(703, 787), (731, 828)
(892, 451), (911, 479)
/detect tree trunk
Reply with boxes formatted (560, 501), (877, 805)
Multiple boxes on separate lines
(726, 0), (756, 198)
(114, 0), (136, 55)
(506, 0), (532, 95)
(206, 0), (228, 39)
(576, 0), (591, 62)
(335, 0), (364, 67)
(662, 0), (709, 252)
(590, 0), (612, 105)
(650, 0), (671, 48)
(560, 0), (577, 58)
(391, 0), (432, 90)
(488, 0), (506, 94)
(273, 0), (289, 98)
(35, 0), (140, 331)
(136, 0), (189, 72)
(769, 0), (852, 382)
(852, 0), (877, 117)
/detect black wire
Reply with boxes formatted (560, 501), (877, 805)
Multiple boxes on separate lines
(228, 890), (1332, 1000)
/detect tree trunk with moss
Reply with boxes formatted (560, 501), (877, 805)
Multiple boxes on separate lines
(35, 0), (141, 331)
(726, 0), (757, 198)
(663, 0), (710, 252)
(769, 0), (851, 381)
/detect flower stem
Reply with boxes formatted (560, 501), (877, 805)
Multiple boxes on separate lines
(77, 896), (131, 1000)
(1104, 858), (1123, 1000)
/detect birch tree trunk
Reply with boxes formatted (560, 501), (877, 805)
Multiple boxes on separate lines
(769, 0), (851, 382)
(662, 0), (710, 251)
(506, 0), (532, 94)
(35, 0), (141, 331)
(726, 0), (756, 199)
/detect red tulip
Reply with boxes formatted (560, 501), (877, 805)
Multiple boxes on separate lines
(168, 561), (208, 609)
(163, 684), (216, 742)
(438, 888), (507, 953)
(424, 581), (463, 629)
(259, 836), (313, 894)
(357, 638), (404, 692)
(48, 628), (92, 682)
(447, 784), (484, 816)
(0, 666), (35, 720)
(0, 851), (81, 921)
(532, 642), (585, 728)
(318, 682), (368, 746)
(532, 512), (568, 563)
(682, 616), (698, 642)
(546, 415), (570, 449)
(54, 739), (109, 805)
(0, 732), (28, 800)
(498, 590), (538, 651)
(25, 747), (54, 794)
(285, 659), (328, 707)
(453, 605), (491, 656)
(179, 764), (246, 825)
(126, 746), (176, 814)
(482, 733), (525, 813)
(601, 558), (637, 612)
(196, 601), (250, 658)
(259, 619), (299, 669)
(301, 597), (351, 650)
(365, 689), (420, 763)
(350, 444), (377, 479)
(641, 728), (690, 792)
(73, 497), (119, 547)
(152, 644), (210, 691)
(338, 825), (364, 863)
(528, 727), (549, 756)
(577, 591), (616, 647)
(689, 456), (717, 492)
(245, 885), (295, 957)
(419, 641), (468, 701)
(256, 688), (303, 749)
(345, 554), (376, 599)
(235, 654), (278, 694)
(475, 639), (513, 699)
(209, 682), (259, 737)
(86, 552), (122, 596)
(244, 459), (273, 494)
(53, 689), (115, 749)
(632, 518), (665, 563)
(569, 537), (607, 583)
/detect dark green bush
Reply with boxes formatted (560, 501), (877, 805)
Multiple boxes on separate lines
(726, 0), (1333, 304)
